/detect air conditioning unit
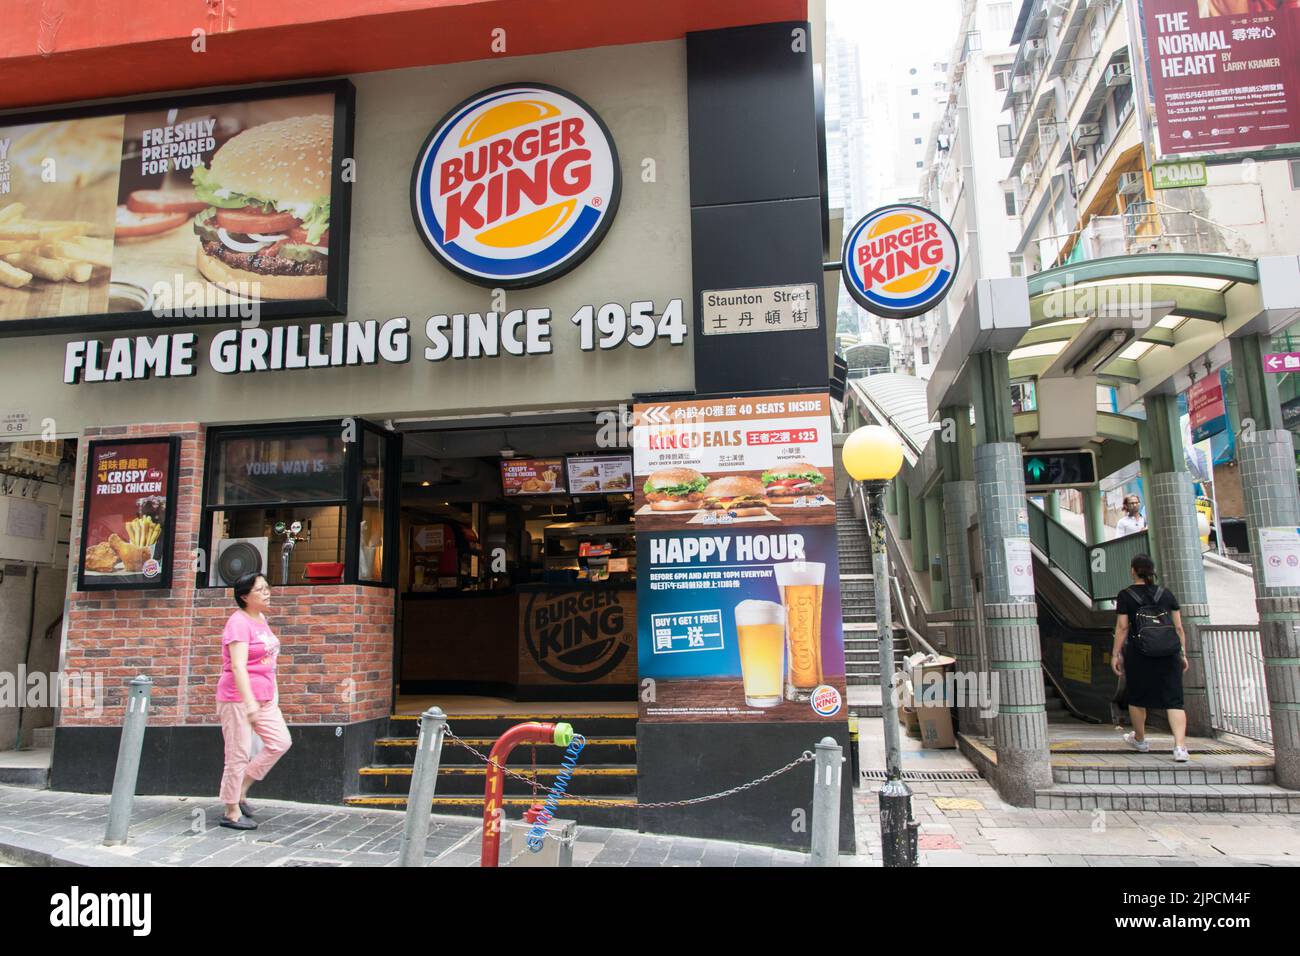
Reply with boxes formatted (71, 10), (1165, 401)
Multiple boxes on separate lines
(1073, 123), (1102, 147)
(210, 536), (269, 587)
(1025, 39), (1046, 55)
(1117, 171), (1145, 196)
(1040, 122), (1059, 144)
(1105, 62), (1132, 87)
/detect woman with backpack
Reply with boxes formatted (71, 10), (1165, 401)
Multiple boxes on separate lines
(1111, 553), (1190, 762)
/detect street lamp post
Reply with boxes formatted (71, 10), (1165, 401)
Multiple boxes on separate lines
(843, 425), (919, 867)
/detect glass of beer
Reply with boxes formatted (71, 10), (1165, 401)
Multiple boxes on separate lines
(774, 561), (825, 701)
(734, 599), (785, 708)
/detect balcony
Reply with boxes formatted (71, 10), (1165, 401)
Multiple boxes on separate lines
(1041, 200), (1228, 270)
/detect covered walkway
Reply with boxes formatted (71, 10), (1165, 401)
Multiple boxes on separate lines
(842, 251), (1300, 808)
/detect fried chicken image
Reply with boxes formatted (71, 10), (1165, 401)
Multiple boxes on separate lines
(109, 533), (150, 572)
(84, 540), (119, 573)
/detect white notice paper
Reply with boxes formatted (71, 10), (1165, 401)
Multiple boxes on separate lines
(5, 498), (48, 541)
(1004, 537), (1035, 597)
(1259, 527), (1300, 588)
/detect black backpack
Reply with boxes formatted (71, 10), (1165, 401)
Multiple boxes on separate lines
(1126, 586), (1181, 657)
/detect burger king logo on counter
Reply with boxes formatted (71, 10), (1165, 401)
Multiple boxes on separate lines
(841, 204), (958, 319)
(411, 83), (621, 288)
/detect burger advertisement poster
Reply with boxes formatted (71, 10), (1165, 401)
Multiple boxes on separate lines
(631, 393), (835, 531)
(0, 81), (352, 335)
(77, 437), (179, 591)
(633, 393), (847, 724)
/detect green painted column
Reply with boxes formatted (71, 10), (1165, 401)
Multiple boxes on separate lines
(1230, 333), (1300, 787)
(1045, 490), (1061, 521)
(925, 489), (947, 610)
(970, 351), (1017, 445)
(897, 477), (912, 539)
(1229, 334), (1284, 431)
(1140, 392), (1212, 738)
(885, 477), (898, 516)
(909, 491), (927, 573)
(1084, 486), (1106, 544)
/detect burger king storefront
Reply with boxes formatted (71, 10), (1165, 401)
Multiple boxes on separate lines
(0, 1), (855, 850)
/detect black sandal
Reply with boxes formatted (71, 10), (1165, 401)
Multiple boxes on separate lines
(239, 800), (257, 819)
(220, 815), (258, 831)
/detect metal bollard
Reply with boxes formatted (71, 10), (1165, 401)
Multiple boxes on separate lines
(809, 736), (843, 866)
(398, 706), (448, 867)
(103, 675), (152, 847)
(880, 778), (920, 866)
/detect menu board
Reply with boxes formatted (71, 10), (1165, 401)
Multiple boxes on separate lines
(501, 458), (566, 496)
(0, 81), (352, 336)
(566, 455), (633, 495)
(77, 437), (179, 590)
(630, 392), (835, 531)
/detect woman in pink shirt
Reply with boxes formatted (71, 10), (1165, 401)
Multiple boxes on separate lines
(217, 572), (292, 830)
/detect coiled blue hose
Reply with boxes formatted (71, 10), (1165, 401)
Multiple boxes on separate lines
(525, 734), (587, 851)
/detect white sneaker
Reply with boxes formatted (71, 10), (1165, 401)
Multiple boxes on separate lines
(1123, 731), (1150, 752)
(1173, 746), (1190, 762)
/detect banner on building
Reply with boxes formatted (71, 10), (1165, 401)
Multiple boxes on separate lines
(77, 437), (179, 590)
(1137, 0), (1300, 159)
(1189, 370), (1228, 442)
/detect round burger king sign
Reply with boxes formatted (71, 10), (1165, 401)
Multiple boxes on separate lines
(411, 83), (621, 288)
(842, 204), (958, 319)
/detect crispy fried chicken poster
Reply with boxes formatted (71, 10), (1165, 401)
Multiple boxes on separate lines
(79, 438), (178, 590)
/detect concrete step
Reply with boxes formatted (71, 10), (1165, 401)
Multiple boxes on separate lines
(846, 674), (881, 686)
(1035, 784), (1300, 813)
(1051, 762), (1276, 787)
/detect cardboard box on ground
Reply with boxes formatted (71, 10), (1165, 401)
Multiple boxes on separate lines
(899, 652), (956, 749)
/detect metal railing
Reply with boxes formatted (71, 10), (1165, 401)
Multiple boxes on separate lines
(1027, 501), (1150, 606)
(1202, 625), (1272, 745)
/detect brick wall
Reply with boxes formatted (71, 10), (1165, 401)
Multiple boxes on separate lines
(61, 422), (394, 728)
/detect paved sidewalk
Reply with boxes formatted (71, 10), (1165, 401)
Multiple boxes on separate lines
(0, 785), (811, 868)
(850, 721), (1300, 866)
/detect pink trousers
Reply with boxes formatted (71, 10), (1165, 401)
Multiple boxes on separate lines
(217, 700), (292, 805)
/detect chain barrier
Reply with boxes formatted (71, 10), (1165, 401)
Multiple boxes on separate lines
(443, 726), (814, 810)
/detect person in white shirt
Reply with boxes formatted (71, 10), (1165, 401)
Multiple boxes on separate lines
(1115, 494), (1146, 536)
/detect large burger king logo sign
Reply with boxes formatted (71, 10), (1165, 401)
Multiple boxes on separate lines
(411, 83), (621, 288)
(842, 204), (958, 319)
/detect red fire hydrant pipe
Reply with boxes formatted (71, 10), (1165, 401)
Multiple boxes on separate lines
(481, 720), (574, 867)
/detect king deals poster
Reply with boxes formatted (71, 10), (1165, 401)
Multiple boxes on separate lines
(632, 394), (847, 723)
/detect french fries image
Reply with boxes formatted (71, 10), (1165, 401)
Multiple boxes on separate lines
(125, 516), (161, 549)
(0, 201), (110, 291)
(0, 259), (33, 289)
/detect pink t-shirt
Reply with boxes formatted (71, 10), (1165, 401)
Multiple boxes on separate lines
(217, 610), (281, 703)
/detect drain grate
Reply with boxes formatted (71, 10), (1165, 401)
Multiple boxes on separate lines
(272, 857), (349, 867)
(860, 769), (984, 782)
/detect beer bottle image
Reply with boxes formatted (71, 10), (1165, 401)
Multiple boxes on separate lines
(734, 599), (786, 707)
(774, 561), (825, 701)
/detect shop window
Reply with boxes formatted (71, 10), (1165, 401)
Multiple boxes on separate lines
(201, 422), (398, 589)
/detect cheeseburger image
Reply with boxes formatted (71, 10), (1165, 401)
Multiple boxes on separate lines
(643, 467), (708, 512)
(701, 475), (769, 517)
(190, 113), (333, 299)
(761, 462), (826, 504)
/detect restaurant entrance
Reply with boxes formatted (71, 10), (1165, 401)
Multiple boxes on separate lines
(393, 411), (638, 709)
(348, 411), (641, 822)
